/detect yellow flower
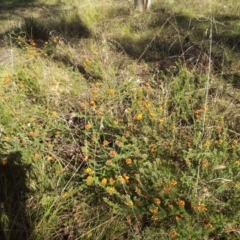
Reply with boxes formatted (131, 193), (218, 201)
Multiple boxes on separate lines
(86, 176), (94, 185)
(151, 215), (159, 221)
(149, 206), (158, 214)
(158, 118), (164, 124)
(101, 178), (107, 186)
(125, 199), (133, 207)
(117, 174), (129, 184)
(170, 180), (177, 186)
(34, 153), (40, 159)
(197, 203), (207, 212)
(90, 100), (96, 107)
(236, 161), (240, 166)
(108, 89), (115, 95)
(29, 117), (36, 122)
(135, 113), (143, 120)
(117, 175), (125, 184)
(47, 156), (53, 161)
(149, 112), (155, 119)
(125, 158), (132, 165)
(144, 103), (151, 109)
(61, 193), (67, 198)
(154, 198), (161, 206)
(204, 140), (211, 148)
(123, 174), (129, 183)
(106, 186), (116, 195)
(4, 136), (9, 141)
(105, 160), (113, 166)
(85, 167), (94, 175)
(87, 232), (92, 238)
(52, 111), (57, 116)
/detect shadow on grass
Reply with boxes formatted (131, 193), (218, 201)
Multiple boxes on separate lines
(114, 11), (240, 60)
(0, 151), (33, 240)
(0, 1), (91, 41)
(0, 0), (39, 9)
(109, 7), (240, 87)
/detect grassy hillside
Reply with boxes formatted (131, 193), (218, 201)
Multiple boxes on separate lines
(0, 0), (240, 239)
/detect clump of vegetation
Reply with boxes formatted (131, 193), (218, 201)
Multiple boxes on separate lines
(0, 0), (240, 239)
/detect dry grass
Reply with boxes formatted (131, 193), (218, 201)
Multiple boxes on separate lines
(0, 0), (240, 239)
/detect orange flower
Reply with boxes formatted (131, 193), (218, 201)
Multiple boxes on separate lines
(125, 158), (132, 165)
(149, 206), (158, 214)
(202, 159), (209, 167)
(109, 150), (117, 157)
(135, 187), (141, 195)
(151, 215), (159, 221)
(175, 214), (183, 221)
(1, 160), (7, 166)
(90, 100), (96, 107)
(176, 198), (185, 208)
(102, 140), (110, 147)
(109, 177), (116, 185)
(168, 204), (174, 210)
(150, 146), (157, 152)
(123, 174), (129, 183)
(170, 229), (177, 238)
(85, 123), (92, 130)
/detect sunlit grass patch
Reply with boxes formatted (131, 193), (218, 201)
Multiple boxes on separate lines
(0, 0), (240, 239)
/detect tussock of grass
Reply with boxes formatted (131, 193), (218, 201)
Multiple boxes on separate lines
(0, 0), (240, 239)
